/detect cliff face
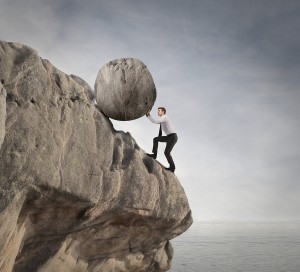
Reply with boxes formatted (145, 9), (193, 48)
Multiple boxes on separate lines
(0, 41), (192, 272)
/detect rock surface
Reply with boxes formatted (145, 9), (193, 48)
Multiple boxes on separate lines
(95, 58), (156, 121)
(0, 82), (6, 148)
(70, 74), (94, 101)
(0, 41), (192, 272)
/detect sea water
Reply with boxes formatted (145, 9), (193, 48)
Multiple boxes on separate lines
(170, 221), (300, 272)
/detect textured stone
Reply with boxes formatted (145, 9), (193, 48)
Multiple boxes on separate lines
(95, 58), (156, 121)
(0, 82), (6, 148)
(0, 41), (192, 272)
(70, 74), (94, 101)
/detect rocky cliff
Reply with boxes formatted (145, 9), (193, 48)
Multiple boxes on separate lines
(0, 41), (192, 272)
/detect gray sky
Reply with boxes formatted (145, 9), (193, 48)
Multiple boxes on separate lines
(1, 0), (300, 221)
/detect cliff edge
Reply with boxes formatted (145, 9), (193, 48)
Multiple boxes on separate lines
(0, 41), (192, 272)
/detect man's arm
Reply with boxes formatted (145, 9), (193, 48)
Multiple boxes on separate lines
(146, 113), (166, 124)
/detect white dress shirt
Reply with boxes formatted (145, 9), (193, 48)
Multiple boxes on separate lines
(147, 114), (176, 135)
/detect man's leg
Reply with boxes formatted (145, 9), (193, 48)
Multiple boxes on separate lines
(164, 134), (178, 170)
(149, 136), (168, 159)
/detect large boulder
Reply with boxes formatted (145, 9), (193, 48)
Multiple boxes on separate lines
(0, 41), (192, 272)
(95, 58), (156, 121)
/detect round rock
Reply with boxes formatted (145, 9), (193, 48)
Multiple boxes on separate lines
(94, 58), (156, 121)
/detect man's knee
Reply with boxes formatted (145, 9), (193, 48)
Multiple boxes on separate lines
(164, 150), (171, 156)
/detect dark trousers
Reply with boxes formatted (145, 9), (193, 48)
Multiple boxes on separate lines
(152, 133), (178, 170)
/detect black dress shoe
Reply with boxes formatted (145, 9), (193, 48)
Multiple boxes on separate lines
(165, 167), (175, 173)
(146, 153), (157, 159)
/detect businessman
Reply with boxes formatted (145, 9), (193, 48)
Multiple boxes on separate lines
(146, 107), (178, 172)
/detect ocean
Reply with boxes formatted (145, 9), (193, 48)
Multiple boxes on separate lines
(170, 221), (300, 272)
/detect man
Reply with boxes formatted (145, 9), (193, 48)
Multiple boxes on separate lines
(146, 107), (178, 172)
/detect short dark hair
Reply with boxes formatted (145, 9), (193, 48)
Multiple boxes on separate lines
(158, 107), (166, 114)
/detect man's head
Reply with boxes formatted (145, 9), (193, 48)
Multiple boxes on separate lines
(157, 107), (166, 116)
